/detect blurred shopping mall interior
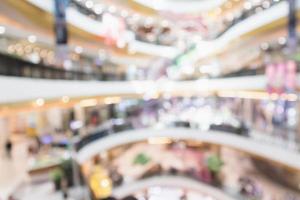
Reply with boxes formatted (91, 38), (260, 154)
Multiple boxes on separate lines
(0, 0), (300, 199)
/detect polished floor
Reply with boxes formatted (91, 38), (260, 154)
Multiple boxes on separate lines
(0, 136), (29, 200)
(0, 136), (87, 200)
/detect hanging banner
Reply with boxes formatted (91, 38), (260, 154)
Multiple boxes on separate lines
(102, 13), (126, 46)
(266, 61), (297, 94)
(54, 0), (69, 45)
(288, 0), (297, 51)
(285, 60), (297, 92)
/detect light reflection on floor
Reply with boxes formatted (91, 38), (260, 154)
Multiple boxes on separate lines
(134, 186), (215, 200)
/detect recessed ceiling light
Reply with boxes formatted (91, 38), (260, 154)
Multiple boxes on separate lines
(0, 26), (6, 34)
(108, 5), (117, 13)
(262, 1), (271, 8)
(226, 13), (234, 21)
(215, 7), (222, 15)
(85, 0), (93, 9)
(117, 40), (126, 48)
(145, 17), (154, 25)
(243, 2), (252, 10)
(225, 2), (232, 9)
(75, 46), (83, 54)
(129, 47), (136, 54)
(36, 98), (45, 106)
(161, 20), (169, 27)
(24, 45), (32, 54)
(255, 6), (263, 13)
(63, 59), (72, 70)
(278, 37), (287, 45)
(28, 35), (37, 43)
(94, 4), (104, 14)
(121, 10), (129, 18)
(7, 45), (14, 53)
(132, 13), (140, 21)
(260, 42), (269, 50)
(62, 96), (70, 103)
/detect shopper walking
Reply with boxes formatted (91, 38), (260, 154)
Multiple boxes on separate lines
(5, 139), (12, 158)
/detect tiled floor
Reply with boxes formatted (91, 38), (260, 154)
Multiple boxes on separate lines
(0, 137), (29, 200)
(0, 136), (88, 200)
(14, 182), (87, 200)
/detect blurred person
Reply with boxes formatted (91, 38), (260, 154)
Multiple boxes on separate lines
(5, 138), (12, 158)
(122, 196), (138, 200)
(101, 197), (117, 200)
(61, 178), (69, 200)
(8, 195), (17, 200)
(180, 191), (187, 200)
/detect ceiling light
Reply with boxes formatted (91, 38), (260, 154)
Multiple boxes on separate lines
(63, 59), (72, 70)
(75, 46), (83, 54)
(128, 46), (136, 54)
(33, 47), (40, 53)
(104, 97), (121, 105)
(243, 2), (252, 10)
(225, 2), (232, 9)
(24, 45), (32, 54)
(161, 20), (169, 27)
(192, 35), (202, 42)
(253, 0), (262, 4)
(15, 43), (22, 50)
(148, 137), (172, 145)
(47, 51), (54, 58)
(182, 65), (195, 75)
(40, 49), (48, 58)
(0, 26), (6, 34)
(145, 17), (154, 26)
(226, 13), (234, 21)
(7, 45), (14, 53)
(199, 63), (220, 77)
(94, 4), (104, 14)
(255, 7), (263, 13)
(121, 10), (129, 18)
(262, 1), (271, 8)
(62, 96), (70, 103)
(215, 7), (222, 15)
(17, 48), (24, 56)
(28, 35), (37, 43)
(98, 49), (106, 59)
(108, 5), (117, 13)
(278, 37), (286, 45)
(85, 0), (93, 9)
(260, 42), (269, 50)
(116, 40), (126, 48)
(132, 13), (140, 21)
(79, 99), (98, 107)
(36, 98), (45, 106)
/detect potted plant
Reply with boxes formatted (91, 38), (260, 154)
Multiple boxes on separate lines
(50, 168), (65, 191)
(61, 159), (74, 187)
(206, 155), (224, 186)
